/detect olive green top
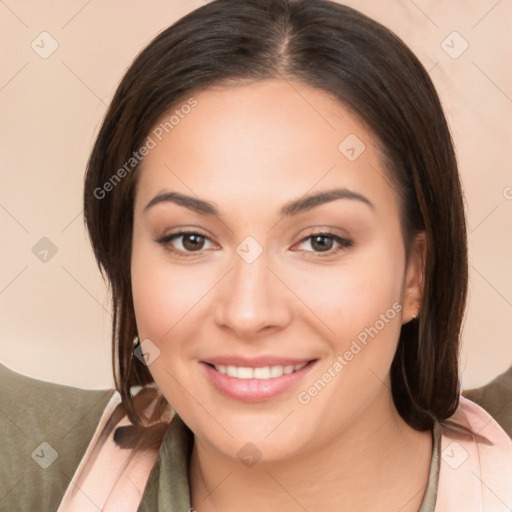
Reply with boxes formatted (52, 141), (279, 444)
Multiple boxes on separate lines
(1, 362), (510, 512)
(0, 363), (114, 512)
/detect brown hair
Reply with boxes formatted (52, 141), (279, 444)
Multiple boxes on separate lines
(83, 0), (467, 448)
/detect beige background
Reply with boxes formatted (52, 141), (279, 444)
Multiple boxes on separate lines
(0, 0), (511, 390)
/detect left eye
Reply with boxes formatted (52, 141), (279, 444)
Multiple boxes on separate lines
(295, 233), (352, 254)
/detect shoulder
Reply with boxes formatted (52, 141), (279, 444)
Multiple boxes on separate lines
(436, 395), (512, 510)
(462, 365), (512, 438)
(0, 363), (115, 512)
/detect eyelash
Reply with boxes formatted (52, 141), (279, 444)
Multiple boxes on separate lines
(156, 230), (353, 259)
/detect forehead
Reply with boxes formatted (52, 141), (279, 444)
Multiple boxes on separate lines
(135, 79), (395, 218)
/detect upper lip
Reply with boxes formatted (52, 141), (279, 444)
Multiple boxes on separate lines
(202, 356), (315, 367)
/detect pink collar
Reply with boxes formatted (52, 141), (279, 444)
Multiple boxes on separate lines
(436, 395), (512, 511)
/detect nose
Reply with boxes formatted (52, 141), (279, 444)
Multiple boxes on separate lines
(214, 248), (292, 339)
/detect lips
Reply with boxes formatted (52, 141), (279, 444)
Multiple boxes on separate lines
(201, 356), (317, 402)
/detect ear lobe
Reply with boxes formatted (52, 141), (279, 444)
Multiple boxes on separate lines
(402, 231), (427, 323)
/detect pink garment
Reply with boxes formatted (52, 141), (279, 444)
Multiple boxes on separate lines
(57, 390), (167, 511)
(436, 397), (512, 510)
(57, 394), (512, 511)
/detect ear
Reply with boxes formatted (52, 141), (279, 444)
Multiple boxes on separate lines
(401, 231), (427, 324)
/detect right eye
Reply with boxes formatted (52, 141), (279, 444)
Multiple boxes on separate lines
(156, 230), (217, 257)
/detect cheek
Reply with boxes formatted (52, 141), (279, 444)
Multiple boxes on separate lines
(291, 234), (405, 416)
(285, 230), (406, 416)
(130, 241), (210, 408)
(285, 232), (405, 347)
(131, 235), (213, 342)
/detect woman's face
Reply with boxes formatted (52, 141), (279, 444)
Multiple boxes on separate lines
(131, 79), (424, 462)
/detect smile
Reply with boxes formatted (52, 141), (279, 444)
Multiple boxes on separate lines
(202, 359), (317, 402)
(211, 362), (308, 379)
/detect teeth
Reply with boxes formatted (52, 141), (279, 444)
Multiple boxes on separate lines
(237, 367), (253, 379)
(270, 365), (284, 378)
(284, 365), (294, 375)
(254, 366), (270, 379)
(213, 362), (308, 379)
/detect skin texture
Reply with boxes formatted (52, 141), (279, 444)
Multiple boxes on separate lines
(131, 79), (431, 512)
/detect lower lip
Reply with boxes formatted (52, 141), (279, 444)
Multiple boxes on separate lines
(201, 361), (316, 402)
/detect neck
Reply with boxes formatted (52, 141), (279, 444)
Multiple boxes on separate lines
(189, 387), (433, 512)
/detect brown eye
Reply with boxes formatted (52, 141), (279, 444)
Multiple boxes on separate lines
(310, 235), (334, 252)
(156, 230), (216, 257)
(182, 233), (206, 251)
(294, 232), (353, 256)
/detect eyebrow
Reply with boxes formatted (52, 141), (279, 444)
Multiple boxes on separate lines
(143, 188), (374, 218)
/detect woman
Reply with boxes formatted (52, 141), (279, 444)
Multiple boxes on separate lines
(1, 0), (511, 511)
